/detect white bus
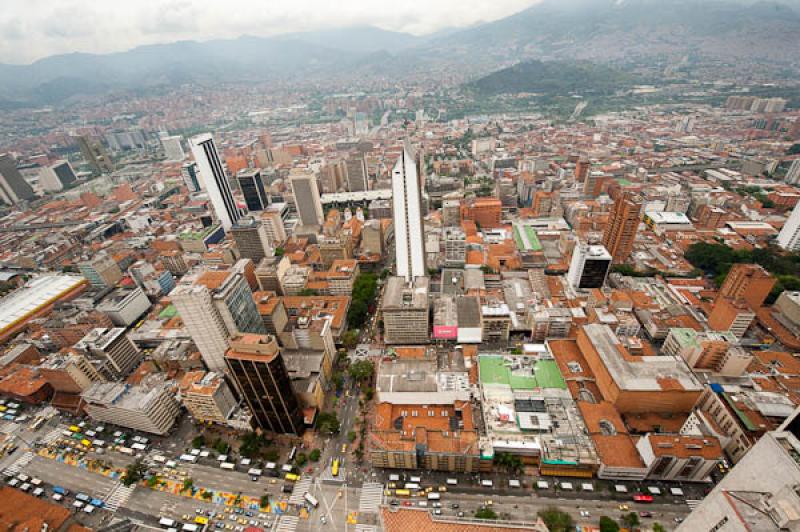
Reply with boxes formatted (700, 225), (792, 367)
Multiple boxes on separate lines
(131, 443), (147, 451)
(480, 479), (493, 487)
(153, 455), (167, 464)
(247, 468), (263, 478)
(303, 492), (319, 508)
(404, 483), (420, 490)
(427, 493), (441, 500)
(159, 518), (177, 528)
(179, 454), (198, 463)
(388, 474), (400, 482)
(446, 478), (458, 486)
(409, 476), (421, 483)
(182, 524), (199, 532)
(220, 462), (235, 470)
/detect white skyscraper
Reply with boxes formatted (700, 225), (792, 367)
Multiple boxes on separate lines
(392, 144), (426, 281)
(189, 133), (242, 231)
(777, 201), (800, 251)
(161, 134), (185, 161)
(289, 171), (324, 228)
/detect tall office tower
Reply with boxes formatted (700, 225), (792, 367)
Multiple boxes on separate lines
(38, 160), (77, 192)
(0, 153), (36, 205)
(75, 327), (144, 380)
(289, 171), (324, 228)
(567, 243), (612, 290)
(181, 162), (201, 192)
(392, 144), (426, 281)
(260, 206), (287, 246)
(345, 154), (368, 192)
(236, 169), (269, 212)
(225, 334), (305, 435)
(786, 159), (800, 185)
(602, 192), (642, 264)
(172, 268), (266, 371)
(78, 254), (123, 289)
(717, 263), (775, 310)
(778, 201), (800, 251)
(231, 217), (273, 262)
(190, 133), (242, 231)
(75, 135), (114, 175)
(161, 134), (185, 161)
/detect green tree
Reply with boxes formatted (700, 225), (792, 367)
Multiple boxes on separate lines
(348, 431), (357, 443)
(621, 512), (639, 529)
(298, 288), (319, 296)
(260, 494), (270, 509)
(475, 507), (498, 520)
(598, 516), (620, 532)
(239, 432), (264, 459)
(264, 448), (280, 461)
(295, 453), (307, 466)
(347, 300), (369, 329)
(538, 507), (574, 532)
(182, 478), (194, 493)
(317, 411), (341, 435)
(122, 459), (148, 486)
(653, 524), (666, 532)
(349, 360), (374, 383)
(341, 329), (360, 349)
(309, 449), (321, 462)
(146, 475), (160, 488)
(331, 371), (344, 392)
(201, 491), (213, 500)
(213, 438), (231, 455)
(274, 247), (285, 256)
(191, 435), (206, 449)
(364, 388), (374, 401)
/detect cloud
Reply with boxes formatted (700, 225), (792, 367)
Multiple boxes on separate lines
(0, 0), (539, 63)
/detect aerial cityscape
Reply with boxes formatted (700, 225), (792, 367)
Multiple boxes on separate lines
(1, 0), (800, 531)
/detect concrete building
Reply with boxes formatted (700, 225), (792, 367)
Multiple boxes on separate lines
(361, 219), (384, 256)
(172, 268), (265, 371)
(189, 133), (242, 231)
(602, 192), (642, 264)
(236, 168), (269, 212)
(75, 135), (114, 175)
(225, 334), (305, 434)
(663, 328), (752, 377)
(775, 290), (800, 327)
(38, 160), (77, 192)
(38, 352), (106, 394)
(182, 161), (201, 192)
(82, 381), (180, 435)
(179, 370), (238, 425)
(382, 276), (430, 344)
(260, 205), (288, 245)
(345, 154), (368, 192)
(161, 134), (185, 161)
(677, 408), (800, 531)
(786, 158), (800, 185)
(289, 171), (324, 228)
(74, 327), (143, 380)
(96, 286), (151, 327)
(460, 197), (502, 229)
(717, 263), (775, 310)
(777, 201), (800, 251)
(567, 243), (612, 290)
(708, 297), (756, 338)
(636, 433), (722, 482)
(78, 254), (123, 289)
(392, 145), (427, 281)
(443, 227), (466, 267)
(231, 217), (273, 262)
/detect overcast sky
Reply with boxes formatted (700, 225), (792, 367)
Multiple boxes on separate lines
(0, 0), (540, 64)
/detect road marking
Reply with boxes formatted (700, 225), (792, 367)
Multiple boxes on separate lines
(686, 499), (702, 510)
(288, 476), (313, 505)
(274, 515), (299, 532)
(3, 450), (33, 476)
(358, 482), (383, 513)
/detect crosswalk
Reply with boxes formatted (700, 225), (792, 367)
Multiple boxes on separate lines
(358, 482), (384, 513)
(685, 499), (702, 510)
(0, 421), (20, 435)
(104, 482), (136, 511)
(288, 477), (313, 505)
(274, 515), (299, 532)
(40, 427), (64, 446)
(3, 451), (33, 476)
(355, 525), (377, 532)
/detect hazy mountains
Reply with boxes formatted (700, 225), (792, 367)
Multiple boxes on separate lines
(1, 0), (799, 106)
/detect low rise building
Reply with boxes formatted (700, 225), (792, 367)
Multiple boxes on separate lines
(82, 380), (180, 435)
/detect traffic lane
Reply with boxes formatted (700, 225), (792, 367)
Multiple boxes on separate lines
(26, 456), (115, 497)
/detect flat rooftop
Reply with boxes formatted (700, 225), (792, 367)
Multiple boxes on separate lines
(479, 355), (566, 390)
(0, 275), (86, 334)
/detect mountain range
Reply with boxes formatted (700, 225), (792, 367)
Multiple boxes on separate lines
(1, 0), (799, 106)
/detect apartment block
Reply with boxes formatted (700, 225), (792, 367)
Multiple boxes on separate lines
(382, 276), (430, 344)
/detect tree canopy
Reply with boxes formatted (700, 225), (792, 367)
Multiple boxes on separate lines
(538, 507), (574, 532)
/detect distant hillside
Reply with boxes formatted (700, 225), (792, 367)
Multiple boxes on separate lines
(468, 60), (636, 96)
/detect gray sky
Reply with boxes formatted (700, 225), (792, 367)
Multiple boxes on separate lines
(0, 0), (539, 64)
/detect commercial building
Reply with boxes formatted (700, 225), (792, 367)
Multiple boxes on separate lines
(642, 211), (694, 234)
(260, 205), (288, 245)
(179, 370), (238, 425)
(381, 276), (430, 344)
(636, 433), (722, 482)
(182, 161), (201, 192)
(677, 408), (800, 531)
(82, 381), (180, 435)
(231, 217), (273, 262)
(189, 133), (242, 231)
(236, 168), (269, 212)
(78, 254), (123, 289)
(717, 263), (775, 310)
(663, 328), (752, 377)
(567, 243), (612, 290)
(777, 200), (800, 251)
(460, 197), (502, 229)
(0, 153), (35, 205)
(289, 171), (324, 228)
(602, 192), (642, 264)
(225, 334), (305, 434)
(172, 267), (265, 371)
(392, 145), (427, 281)
(75, 135), (114, 175)
(161, 134), (185, 161)
(774, 290), (800, 326)
(38, 160), (77, 192)
(38, 351), (105, 395)
(345, 154), (368, 192)
(96, 286), (151, 327)
(443, 227), (466, 267)
(74, 327), (143, 379)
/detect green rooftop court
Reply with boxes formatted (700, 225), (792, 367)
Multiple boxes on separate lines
(512, 224), (543, 252)
(479, 355), (566, 390)
(158, 304), (177, 320)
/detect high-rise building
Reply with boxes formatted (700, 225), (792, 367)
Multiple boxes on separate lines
(260, 205), (287, 246)
(231, 217), (273, 262)
(178, 370), (238, 426)
(382, 276), (430, 344)
(567, 243), (612, 290)
(460, 198), (502, 229)
(78, 254), (123, 289)
(289, 171), (324, 228)
(82, 381), (180, 435)
(602, 192), (642, 264)
(786, 159), (800, 185)
(171, 268), (266, 371)
(392, 145), (426, 281)
(74, 327), (143, 380)
(777, 201), (800, 251)
(236, 168), (269, 212)
(161, 134), (185, 161)
(189, 133), (242, 231)
(38, 160), (77, 192)
(0, 153), (36, 205)
(75, 135), (114, 175)
(225, 334), (305, 434)
(182, 162), (201, 192)
(345, 154), (368, 192)
(717, 263), (775, 310)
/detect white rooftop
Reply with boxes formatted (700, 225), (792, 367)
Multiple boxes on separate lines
(0, 275), (85, 333)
